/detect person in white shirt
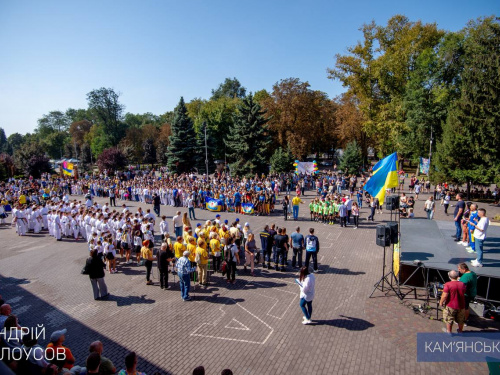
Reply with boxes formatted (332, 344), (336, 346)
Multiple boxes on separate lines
(297, 266), (316, 325)
(160, 215), (169, 241)
(172, 211), (183, 238)
(467, 208), (490, 267)
(345, 197), (353, 225)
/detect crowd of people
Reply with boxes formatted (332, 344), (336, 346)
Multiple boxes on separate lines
(0, 296), (236, 374)
(0, 168), (496, 374)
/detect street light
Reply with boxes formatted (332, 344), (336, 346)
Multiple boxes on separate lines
(203, 121), (209, 177)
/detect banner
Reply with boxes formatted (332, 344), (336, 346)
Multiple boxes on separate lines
(393, 243), (400, 279)
(241, 203), (255, 214)
(205, 197), (223, 212)
(293, 160), (318, 175)
(62, 161), (74, 176)
(419, 157), (430, 175)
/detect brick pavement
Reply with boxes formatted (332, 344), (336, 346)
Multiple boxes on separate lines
(0, 189), (496, 374)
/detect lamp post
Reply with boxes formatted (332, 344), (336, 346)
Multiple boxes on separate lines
(429, 125), (433, 174)
(203, 121), (209, 177)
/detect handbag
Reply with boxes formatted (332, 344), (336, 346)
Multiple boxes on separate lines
(221, 260), (228, 275)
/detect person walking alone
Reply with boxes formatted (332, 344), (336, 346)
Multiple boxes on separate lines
(297, 266), (316, 325)
(85, 248), (109, 300)
(424, 196), (435, 220)
(291, 195), (304, 221)
(304, 228), (320, 273)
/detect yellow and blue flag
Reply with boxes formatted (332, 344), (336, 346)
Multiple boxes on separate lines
(363, 152), (398, 204)
(241, 203), (255, 215)
(205, 197), (223, 212)
(62, 161), (74, 176)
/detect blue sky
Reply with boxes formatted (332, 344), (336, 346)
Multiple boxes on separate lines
(0, 0), (497, 136)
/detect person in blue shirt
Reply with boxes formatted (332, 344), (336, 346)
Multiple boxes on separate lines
(356, 189), (363, 208)
(466, 204), (478, 252)
(304, 228), (320, 272)
(339, 203), (348, 227)
(290, 227), (304, 268)
(234, 191), (242, 214)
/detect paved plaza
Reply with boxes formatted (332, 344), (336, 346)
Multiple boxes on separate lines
(1, 191), (498, 374)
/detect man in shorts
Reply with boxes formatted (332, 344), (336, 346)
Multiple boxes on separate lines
(439, 270), (466, 333)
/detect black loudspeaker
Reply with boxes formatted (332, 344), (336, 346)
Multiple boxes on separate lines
(387, 222), (399, 244)
(385, 195), (400, 211)
(376, 224), (391, 247)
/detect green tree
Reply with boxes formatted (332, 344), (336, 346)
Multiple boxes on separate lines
(166, 97), (197, 174)
(142, 138), (157, 165)
(86, 88), (125, 145)
(211, 77), (246, 100)
(14, 142), (52, 178)
(225, 94), (271, 177)
(66, 108), (91, 123)
(0, 153), (15, 180)
(270, 146), (294, 173)
(339, 140), (362, 175)
(0, 128), (8, 153)
(37, 111), (71, 137)
(6, 133), (25, 155)
(435, 17), (500, 189)
(42, 131), (71, 159)
(88, 124), (112, 158)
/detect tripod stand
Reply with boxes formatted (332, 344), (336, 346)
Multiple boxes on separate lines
(369, 195), (402, 299)
(369, 243), (401, 297)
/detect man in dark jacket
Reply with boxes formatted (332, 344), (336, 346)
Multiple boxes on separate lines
(86, 249), (109, 300)
(259, 225), (270, 268)
(158, 242), (175, 289)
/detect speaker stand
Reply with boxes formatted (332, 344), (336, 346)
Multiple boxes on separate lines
(369, 245), (402, 298)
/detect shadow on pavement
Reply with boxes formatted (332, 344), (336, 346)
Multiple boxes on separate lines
(311, 315), (375, 331)
(319, 265), (366, 276)
(0, 274), (171, 374)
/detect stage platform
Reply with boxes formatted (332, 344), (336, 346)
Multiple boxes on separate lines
(400, 218), (500, 278)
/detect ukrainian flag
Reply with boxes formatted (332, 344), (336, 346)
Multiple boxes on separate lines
(363, 152), (398, 204)
(205, 197), (223, 212)
(62, 161), (74, 176)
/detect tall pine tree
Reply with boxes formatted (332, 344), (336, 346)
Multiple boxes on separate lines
(225, 94), (271, 177)
(435, 17), (500, 190)
(340, 140), (362, 175)
(166, 97), (197, 174)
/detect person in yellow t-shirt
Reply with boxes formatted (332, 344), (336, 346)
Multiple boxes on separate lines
(187, 237), (197, 264)
(173, 236), (186, 259)
(291, 195), (304, 221)
(196, 238), (209, 286)
(210, 236), (221, 273)
(140, 240), (156, 285)
(19, 193), (27, 205)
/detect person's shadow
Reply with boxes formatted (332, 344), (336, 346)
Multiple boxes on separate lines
(311, 315), (374, 331)
(103, 294), (155, 307)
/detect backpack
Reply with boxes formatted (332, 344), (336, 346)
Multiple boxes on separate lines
(306, 236), (317, 252)
(121, 231), (128, 243)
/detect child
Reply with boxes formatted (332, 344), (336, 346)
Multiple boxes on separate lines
(133, 230), (142, 263)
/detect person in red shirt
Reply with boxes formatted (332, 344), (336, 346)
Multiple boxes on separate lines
(439, 270), (466, 333)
